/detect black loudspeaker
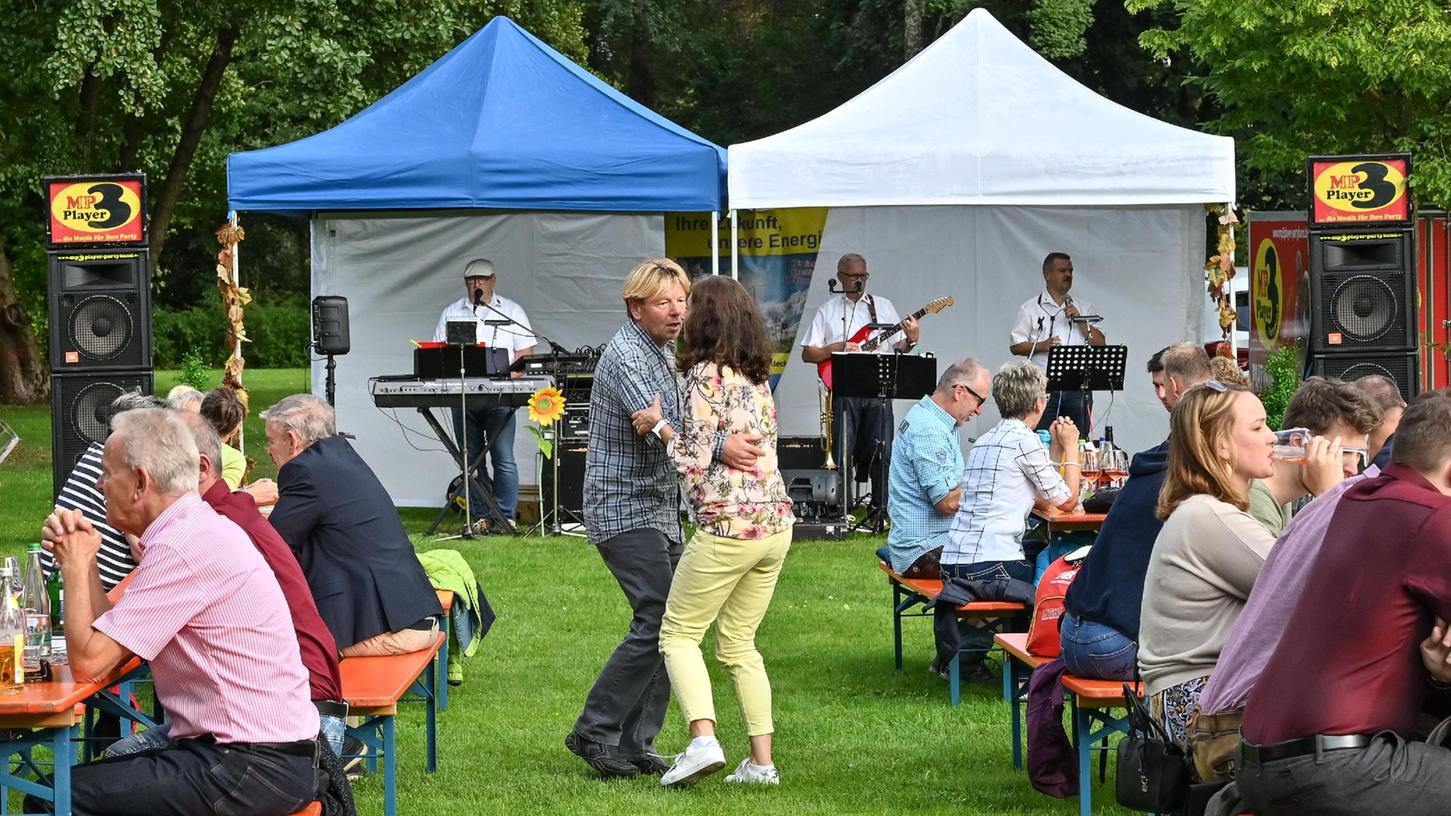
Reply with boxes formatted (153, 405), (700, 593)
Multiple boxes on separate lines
(50, 371), (153, 498)
(543, 443), (586, 522)
(48, 249), (151, 371)
(312, 295), (350, 355)
(1308, 231), (1417, 355)
(1311, 352), (1419, 404)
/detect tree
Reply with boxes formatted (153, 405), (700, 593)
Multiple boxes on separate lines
(1126, 0), (1451, 209)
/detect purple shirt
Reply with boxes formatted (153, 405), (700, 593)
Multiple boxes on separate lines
(95, 493), (319, 743)
(1198, 466), (1378, 715)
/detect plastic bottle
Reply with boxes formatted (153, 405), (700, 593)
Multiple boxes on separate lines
(0, 567), (25, 693)
(22, 544), (51, 669)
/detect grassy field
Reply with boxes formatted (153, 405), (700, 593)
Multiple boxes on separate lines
(0, 370), (1134, 815)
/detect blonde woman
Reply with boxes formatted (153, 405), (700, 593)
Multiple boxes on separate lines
(1137, 380), (1277, 752)
(632, 275), (794, 787)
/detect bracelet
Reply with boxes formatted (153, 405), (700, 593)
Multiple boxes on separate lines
(650, 418), (669, 439)
(1061, 462), (1081, 469)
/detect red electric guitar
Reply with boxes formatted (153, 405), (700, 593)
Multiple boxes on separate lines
(817, 296), (955, 390)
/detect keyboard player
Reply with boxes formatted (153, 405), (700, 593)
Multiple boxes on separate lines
(433, 258), (536, 531)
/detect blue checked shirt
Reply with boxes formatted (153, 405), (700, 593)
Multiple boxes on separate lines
(886, 396), (963, 572)
(582, 320), (725, 546)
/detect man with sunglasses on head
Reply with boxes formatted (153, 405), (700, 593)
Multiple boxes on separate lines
(880, 359), (991, 579)
(801, 253), (920, 517)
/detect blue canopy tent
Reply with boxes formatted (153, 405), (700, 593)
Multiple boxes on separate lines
(224, 17), (727, 508)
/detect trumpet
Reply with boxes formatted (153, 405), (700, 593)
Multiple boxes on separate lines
(819, 380), (837, 470)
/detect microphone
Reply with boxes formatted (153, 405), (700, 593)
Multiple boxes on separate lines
(473, 288), (484, 307)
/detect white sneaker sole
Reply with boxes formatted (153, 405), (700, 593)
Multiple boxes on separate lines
(661, 757), (726, 788)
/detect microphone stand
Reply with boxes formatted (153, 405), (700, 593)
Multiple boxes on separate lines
(825, 278), (865, 521)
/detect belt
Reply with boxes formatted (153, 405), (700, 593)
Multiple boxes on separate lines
(1241, 734), (1375, 764)
(405, 615), (439, 631)
(314, 699), (348, 719)
(235, 739), (319, 761)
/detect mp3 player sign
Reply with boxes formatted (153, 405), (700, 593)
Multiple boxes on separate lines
(45, 174), (146, 247)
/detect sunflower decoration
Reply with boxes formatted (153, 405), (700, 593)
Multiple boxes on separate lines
(525, 386), (566, 458)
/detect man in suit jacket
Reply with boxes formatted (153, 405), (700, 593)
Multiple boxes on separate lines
(263, 394), (443, 656)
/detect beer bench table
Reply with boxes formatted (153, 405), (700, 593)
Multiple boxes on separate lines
(340, 631), (445, 816)
(878, 561), (1028, 705)
(435, 589), (455, 712)
(995, 633), (1141, 816)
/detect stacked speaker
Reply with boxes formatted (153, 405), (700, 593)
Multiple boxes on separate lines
(1305, 155), (1419, 401)
(44, 175), (152, 498)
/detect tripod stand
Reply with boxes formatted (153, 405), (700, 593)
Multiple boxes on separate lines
(831, 351), (937, 533)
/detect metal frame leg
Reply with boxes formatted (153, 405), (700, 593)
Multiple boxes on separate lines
(1074, 700), (1091, 816)
(382, 716), (396, 816)
(437, 612), (451, 712)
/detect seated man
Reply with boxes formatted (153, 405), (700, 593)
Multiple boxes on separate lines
(1229, 390), (1451, 814)
(1058, 342), (1210, 681)
(41, 408), (320, 816)
(882, 358), (990, 578)
(40, 392), (171, 590)
(1246, 376), (1378, 536)
(1358, 373), (1406, 469)
(263, 394), (443, 656)
(177, 412), (347, 755)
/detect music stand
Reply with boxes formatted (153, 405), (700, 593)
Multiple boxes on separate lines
(831, 352), (937, 532)
(1044, 344), (1128, 432)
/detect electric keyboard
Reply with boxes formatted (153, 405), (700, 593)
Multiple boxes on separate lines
(369, 375), (555, 409)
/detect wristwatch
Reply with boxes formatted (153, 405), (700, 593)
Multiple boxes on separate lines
(650, 418), (669, 439)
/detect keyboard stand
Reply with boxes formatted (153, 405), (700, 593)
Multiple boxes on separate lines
(416, 406), (512, 537)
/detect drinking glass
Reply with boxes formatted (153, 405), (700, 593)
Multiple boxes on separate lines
(1272, 427), (1311, 462)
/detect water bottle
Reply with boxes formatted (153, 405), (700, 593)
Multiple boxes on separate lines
(0, 568), (25, 693)
(22, 544), (51, 668)
(46, 567), (62, 629)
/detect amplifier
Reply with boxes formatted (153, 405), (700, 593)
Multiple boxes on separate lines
(559, 404), (590, 442)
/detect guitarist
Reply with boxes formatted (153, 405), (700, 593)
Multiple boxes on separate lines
(800, 253), (919, 516)
(1008, 252), (1105, 434)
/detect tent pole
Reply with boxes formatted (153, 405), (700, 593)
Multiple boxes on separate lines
(230, 210), (243, 454)
(730, 210), (739, 280)
(710, 211), (720, 275)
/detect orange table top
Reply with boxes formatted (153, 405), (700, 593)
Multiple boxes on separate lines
(1031, 507), (1108, 527)
(0, 656), (143, 721)
(339, 631), (445, 711)
(993, 633), (1044, 669)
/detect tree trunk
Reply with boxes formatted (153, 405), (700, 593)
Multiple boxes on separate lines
(904, 0), (923, 58)
(76, 68), (100, 172)
(147, 21), (240, 266)
(0, 244), (48, 404)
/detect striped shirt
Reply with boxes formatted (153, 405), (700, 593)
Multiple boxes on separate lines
(945, 418), (1072, 565)
(94, 493), (319, 743)
(40, 443), (136, 589)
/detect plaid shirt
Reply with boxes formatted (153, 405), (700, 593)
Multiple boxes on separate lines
(584, 320), (705, 545)
(945, 418), (1071, 565)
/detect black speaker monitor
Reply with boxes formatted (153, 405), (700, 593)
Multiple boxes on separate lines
(48, 250), (152, 371)
(312, 295), (350, 355)
(1310, 351), (1419, 403)
(50, 371), (154, 499)
(542, 444), (586, 524)
(1308, 230), (1417, 355)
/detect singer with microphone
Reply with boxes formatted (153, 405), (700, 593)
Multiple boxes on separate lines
(1007, 252), (1105, 434)
(433, 258), (537, 532)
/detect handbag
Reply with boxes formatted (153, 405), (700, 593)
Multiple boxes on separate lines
(1115, 682), (1190, 813)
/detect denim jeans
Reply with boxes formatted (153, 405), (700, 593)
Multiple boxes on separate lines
(933, 560), (1034, 672)
(106, 716), (345, 759)
(1058, 611), (1137, 681)
(30, 737), (317, 816)
(450, 404), (519, 519)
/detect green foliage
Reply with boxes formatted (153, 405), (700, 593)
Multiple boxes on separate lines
(177, 347), (212, 391)
(1260, 344), (1303, 430)
(1026, 0), (1093, 60)
(152, 300), (309, 369)
(1126, 0), (1451, 208)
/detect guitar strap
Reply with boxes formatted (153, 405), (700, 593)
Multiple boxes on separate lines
(866, 294), (878, 326)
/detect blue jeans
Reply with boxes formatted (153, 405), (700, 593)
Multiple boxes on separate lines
(450, 405), (519, 519)
(933, 560), (1034, 672)
(1059, 611), (1137, 681)
(105, 715), (345, 759)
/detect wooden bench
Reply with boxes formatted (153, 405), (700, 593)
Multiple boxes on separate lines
(878, 561), (1028, 705)
(340, 630), (445, 816)
(287, 803), (322, 816)
(994, 632), (1143, 816)
(434, 589), (455, 711)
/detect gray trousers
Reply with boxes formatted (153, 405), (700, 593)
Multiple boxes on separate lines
(1231, 732), (1451, 816)
(573, 528), (682, 755)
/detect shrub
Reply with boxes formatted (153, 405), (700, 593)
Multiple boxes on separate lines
(1259, 344), (1303, 430)
(177, 348), (212, 390)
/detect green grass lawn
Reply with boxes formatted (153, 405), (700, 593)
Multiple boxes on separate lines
(0, 370), (1134, 814)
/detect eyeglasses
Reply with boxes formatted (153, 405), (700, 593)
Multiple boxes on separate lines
(839, 272), (870, 280)
(953, 383), (986, 407)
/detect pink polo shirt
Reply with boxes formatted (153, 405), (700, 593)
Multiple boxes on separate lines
(95, 493), (319, 743)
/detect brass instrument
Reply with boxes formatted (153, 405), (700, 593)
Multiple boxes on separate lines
(819, 380), (836, 470)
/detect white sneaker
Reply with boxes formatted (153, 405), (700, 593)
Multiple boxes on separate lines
(723, 757), (780, 785)
(659, 740), (726, 788)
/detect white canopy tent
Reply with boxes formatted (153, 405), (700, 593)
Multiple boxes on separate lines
(728, 8), (1236, 455)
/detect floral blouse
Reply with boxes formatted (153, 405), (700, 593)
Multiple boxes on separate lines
(666, 362), (794, 539)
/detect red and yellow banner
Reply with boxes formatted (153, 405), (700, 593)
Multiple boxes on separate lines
(1308, 155), (1410, 227)
(45, 175), (146, 246)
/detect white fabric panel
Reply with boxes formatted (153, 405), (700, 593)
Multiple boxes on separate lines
(728, 8), (1234, 209)
(310, 212), (663, 507)
(773, 205), (1205, 458)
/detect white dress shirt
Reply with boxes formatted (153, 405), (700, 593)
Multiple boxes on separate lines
(433, 293), (536, 358)
(1008, 288), (1095, 369)
(800, 293), (904, 353)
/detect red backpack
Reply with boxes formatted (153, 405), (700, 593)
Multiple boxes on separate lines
(1026, 545), (1092, 657)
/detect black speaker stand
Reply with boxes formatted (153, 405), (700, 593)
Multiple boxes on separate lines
(323, 353), (338, 408)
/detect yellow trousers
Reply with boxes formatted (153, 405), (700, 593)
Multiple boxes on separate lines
(658, 527), (792, 737)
